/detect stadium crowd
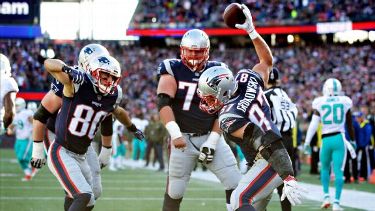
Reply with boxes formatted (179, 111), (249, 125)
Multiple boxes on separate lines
(131, 0), (375, 28)
(1, 40), (373, 120)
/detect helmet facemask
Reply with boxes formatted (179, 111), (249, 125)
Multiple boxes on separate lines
(197, 90), (224, 114)
(180, 46), (209, 72)
(91, 68), (120, 95)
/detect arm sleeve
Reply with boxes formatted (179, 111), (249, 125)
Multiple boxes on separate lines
(101, 115), (113, 136)
(305, 114), (320, 145)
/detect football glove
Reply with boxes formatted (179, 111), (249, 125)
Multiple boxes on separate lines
(62, 65), (85, 84)
(281, 175), (306, 206)
(127, 124), (145, 140)
(98, 146), (112, 169)
(235, 4), (255, 34)
(30, 141), (46, 169)
(303, 143), (311, 155)
(198, 132), (220, 164)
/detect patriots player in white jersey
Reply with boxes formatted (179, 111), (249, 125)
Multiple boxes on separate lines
(304, 78), (355, 211)
(7, 98), (34, 181)
(0, 54), (18, 135)
(197, 4), (305, 211)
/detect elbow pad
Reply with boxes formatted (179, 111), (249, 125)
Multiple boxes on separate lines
(243, 123), (282, 151)
(157, 93), (173, 111)
(33, 105), (52, 124)
(260, 141), (294, 179)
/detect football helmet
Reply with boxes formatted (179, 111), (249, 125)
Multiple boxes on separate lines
(197, 66), (236, 114)
(27, 102), (38, 113)
(0, 53), (11, 77)
(180, 29), (210, 72)
(88, 55), (121, 94)
(322, 78), (342, 96)
(78, 44), (109, 72)
(15, 98), (26, 113)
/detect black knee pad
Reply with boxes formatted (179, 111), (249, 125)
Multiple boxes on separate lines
(64, 196), (73, 211)
(225, 189), (234, 204)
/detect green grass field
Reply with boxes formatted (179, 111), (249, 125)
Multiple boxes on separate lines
(0, 149), (368, 211)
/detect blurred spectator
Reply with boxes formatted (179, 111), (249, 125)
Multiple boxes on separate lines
(344, 114), (360, 183)
(131, 0), (375, 28)
(144, 114), (168, 171)
(355, 111), (373, 181)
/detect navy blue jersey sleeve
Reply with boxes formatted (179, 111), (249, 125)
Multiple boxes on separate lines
(220, 116), (249, 135)
(157, 59), (175, 78)
(236, 69), (265, 89)
(51, 78), (63, 98)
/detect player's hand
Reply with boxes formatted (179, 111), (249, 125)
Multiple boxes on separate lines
(350, 140), (357, 150)
(98, 146), (112, 169)
(173, 137), (187, 150)
(303, 143), (311, 155)
(30, 141), (46, 169)
(198, 141), (216, 164)
(62, 65), (85, 84)
(281, 175), (306, 206)
(127, 124), (145, 140)
(235, 4), (255, 33)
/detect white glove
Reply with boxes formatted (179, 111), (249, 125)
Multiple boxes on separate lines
(235, 4), (258, 39)
(303, 142), (311, 155)
(198, 132), (220, 164)
(30, 141), (46, 169)
(281, 175), (306, 206)
(98, 146), (112, 169)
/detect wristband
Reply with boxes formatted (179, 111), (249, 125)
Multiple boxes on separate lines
(248, 29), (259, 40)
(206, 131), (220, 146)
(32, 141), (45, 159)
(165, 121), (182, 140)
(127, 124), (137, 132)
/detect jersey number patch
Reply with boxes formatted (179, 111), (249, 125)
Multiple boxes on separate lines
(321, 104), (344, 124)
(68, 105), (108, 139)
(178, 81), (197, 111)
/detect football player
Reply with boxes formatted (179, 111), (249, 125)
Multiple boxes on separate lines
(157, 29), (241, 211)
(30, 44), (114, 210)
(0, 53), (18, 135)
(7, 98), (34, 181)
(197, 5), (305, 211)
(304, 78), (355, 211)
(33, 54), (144, 211)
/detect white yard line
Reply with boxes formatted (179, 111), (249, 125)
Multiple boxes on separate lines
(0, 196), (224, 201)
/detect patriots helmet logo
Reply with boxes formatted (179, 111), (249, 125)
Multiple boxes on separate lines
(98, 56), (110, 65)
(207, 74), (229, 91)
(84, 47), (94, 55)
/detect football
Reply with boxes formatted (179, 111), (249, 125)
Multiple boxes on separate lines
(223, 3), (246, 28)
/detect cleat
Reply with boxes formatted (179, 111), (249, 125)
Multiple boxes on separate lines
(321, 197), (331, 209)
(332, 203), (343, 211)
(21, 175), (32, 182)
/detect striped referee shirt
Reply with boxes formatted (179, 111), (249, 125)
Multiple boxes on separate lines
(265, 87), (298, 132)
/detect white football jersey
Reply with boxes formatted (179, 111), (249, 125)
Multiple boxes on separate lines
(131, 117), (149, 133)
(0, 76), (19, 127)
(112, 119), (125, 144)
(13, 109), (33, 140)
(312, 95), (352, 134)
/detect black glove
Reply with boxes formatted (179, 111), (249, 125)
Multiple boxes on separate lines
(30, 158), (46, 169)
(127, 124), (145, 140)
(62, 65), (85, 84)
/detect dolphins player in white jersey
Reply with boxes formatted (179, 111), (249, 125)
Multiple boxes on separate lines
(0, 54), (18, 135)
(304, 78), (355, 211)
(109, 117), (126, 171)
(7, 98), (34, 181)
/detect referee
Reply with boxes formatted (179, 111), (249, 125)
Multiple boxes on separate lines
(265, 67), (298, 211)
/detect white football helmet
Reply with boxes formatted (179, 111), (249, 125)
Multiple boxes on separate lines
(15, 98), (26, 113)
(0, 53), (11, 77)
(197, 66), (237, 114)
(27, 102), (38, 113)
(78, 44), (109, 72)
(323, 78), (342, 96)
(180, 29), (210, 71)
(88, 55), (121, 94)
